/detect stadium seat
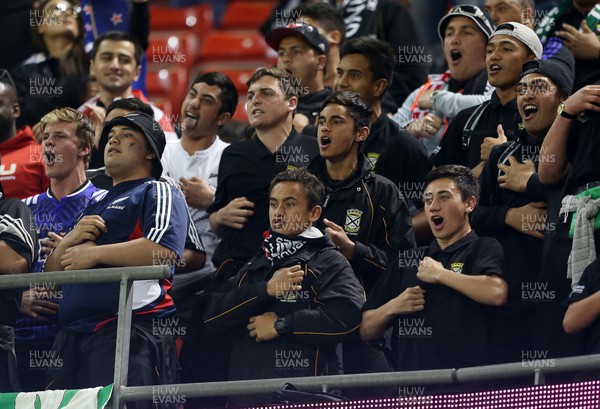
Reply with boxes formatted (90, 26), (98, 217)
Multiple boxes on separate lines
(220, 1), (275, 30)
(189, 64), (261, 93)
(150, 4), (214, 39)
(198, 30), (271, 61)
(146, 66), (189, 119)
(147, 32), (199, 69)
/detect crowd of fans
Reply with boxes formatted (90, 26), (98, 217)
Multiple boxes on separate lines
(0, 0), (600, 407)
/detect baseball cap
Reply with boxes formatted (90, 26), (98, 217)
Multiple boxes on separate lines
(438, 4), (495, 42)
(266, 22), (329, 56)
(520, 59), (574, 95)
(101, 112), (166, 180)
(491, 22), (543, 59)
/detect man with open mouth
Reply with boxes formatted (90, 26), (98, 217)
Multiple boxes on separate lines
(431, 22), (542, 177)
(266, 22), (332, 136)
(361, 165), (507, 373)
(474, 57), (574, 365)
(394, 4), (495, 157)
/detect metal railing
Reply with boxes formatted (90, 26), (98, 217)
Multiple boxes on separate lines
(1, 267), (599, 407)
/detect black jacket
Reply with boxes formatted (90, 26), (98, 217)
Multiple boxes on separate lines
(474, 129), (548, 301)
(203, 231), (364, 397)
(310, 155), (415, 293)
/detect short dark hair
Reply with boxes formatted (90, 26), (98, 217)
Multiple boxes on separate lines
(320, 91), (372, 130)
(106, 97), (154, 117)
(339, 37), (396, 95)
(270, 168), (325, 209)
(295, 3), (346, 43)
(424, 165), (480, 203)
(191, 72), (239, 116)
(90, 31), (144, 66)
(246, 67), (297, 99)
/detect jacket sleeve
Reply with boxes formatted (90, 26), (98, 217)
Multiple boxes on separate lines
(430, 108), (471, 167)
(283, 251), (364, 346)
(526, 173), (549, 200)
(352, 179), (415, 280)
(472, 146), (511, 236)
(203, 266), (272, 334)
(434, 91), (491, 119)
(393, 86), (421, 128)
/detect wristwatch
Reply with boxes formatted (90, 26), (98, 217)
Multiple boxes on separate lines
(274, 317), (289, 336)
(557, 102), (576, 120)
(429, 91), (439, 111)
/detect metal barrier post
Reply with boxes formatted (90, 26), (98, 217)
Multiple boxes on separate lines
(112, 276), (135, 409)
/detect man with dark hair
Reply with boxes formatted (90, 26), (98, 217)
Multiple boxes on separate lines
(335, 37), (429, 177)
(431, 22), (542, 176)
(294, 2), (345, 88)
(266, 22), (331, 135)
(161, 71), (237, 310)
(0, 75), (49, 199)
(79, 31), (176, 141)
(361, 165), (507, 372)
(331, 0), (427, 111)
(44, 112), (188, 405)
(203, 167), (364, 405)
(16, 107), (106, 392)
(335, 36), (430, 240)
(309, 90), (414, 379)
(474, 58), (573, 364)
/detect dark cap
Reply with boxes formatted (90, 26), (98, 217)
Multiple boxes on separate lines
(266, 22), (329, 56)
(438, 4), (495, 42)
(101, 112), (166, 179)
(521, 59), (574, 95)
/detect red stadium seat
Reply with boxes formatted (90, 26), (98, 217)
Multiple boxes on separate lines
(150, 4), (214, 39)
(220, 1), (275, 30)
(146, 66), (189, 119)
(232, 98), (248, 122)
(147, 32), (199, 69)
(198, 30), (271, 61)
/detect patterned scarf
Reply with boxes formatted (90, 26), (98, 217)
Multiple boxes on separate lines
(410, 71), (454, 121)
(263, 231), (307, 263)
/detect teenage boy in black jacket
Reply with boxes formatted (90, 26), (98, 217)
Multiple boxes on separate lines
(203, 168), (364, 406)
(309, 91), (415, 383)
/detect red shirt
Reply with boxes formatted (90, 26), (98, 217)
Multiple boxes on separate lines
(0, 126), (49, 199)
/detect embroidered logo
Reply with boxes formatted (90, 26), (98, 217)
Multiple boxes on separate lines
(450, 262), (464, 274)
(344, 209), (363, 235)
(366, 152), (380, 170)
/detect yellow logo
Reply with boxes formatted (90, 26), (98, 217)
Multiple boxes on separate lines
(366, 152), (380, 171)
(450, 262), (464, 273)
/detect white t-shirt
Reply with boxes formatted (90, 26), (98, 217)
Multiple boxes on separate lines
(161, 137), (229, 274)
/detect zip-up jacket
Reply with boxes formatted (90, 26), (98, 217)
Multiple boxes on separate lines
(310, 155), (416, 293)
(203, 231), (364, 385)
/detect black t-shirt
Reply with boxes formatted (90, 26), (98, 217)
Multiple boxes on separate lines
(208, 129), (318, 266)
(566, 258), (600, 355)
(364, 231), (505, 371)
(430, 92), (521, 169)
